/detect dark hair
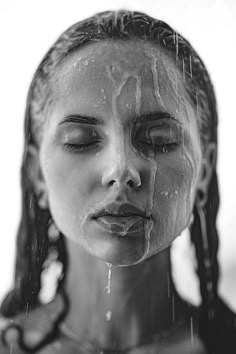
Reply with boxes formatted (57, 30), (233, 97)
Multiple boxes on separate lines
(1, 10), (235, 353)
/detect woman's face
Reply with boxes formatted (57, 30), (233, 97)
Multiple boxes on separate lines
(39, 40), (203, 266)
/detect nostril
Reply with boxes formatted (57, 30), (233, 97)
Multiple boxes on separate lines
(102, 164), (142, 190)
(127, 179), (135, 188)
(107, 180), (116, 187)
(127, 178), (141, 190)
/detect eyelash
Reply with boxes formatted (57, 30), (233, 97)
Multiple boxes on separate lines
(137, 140), (179, 153)
(64, 141), (101, 152)
(63, 136), (179, 154)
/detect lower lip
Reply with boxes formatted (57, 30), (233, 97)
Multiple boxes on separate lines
(93, 215), (148, 235)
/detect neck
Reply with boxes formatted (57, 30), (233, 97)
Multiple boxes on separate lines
(63, 241), (185, 350)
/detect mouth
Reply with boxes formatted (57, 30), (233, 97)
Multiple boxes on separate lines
(91, 203), (150, 234)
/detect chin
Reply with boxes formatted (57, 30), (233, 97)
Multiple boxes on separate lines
(84, 231), (150, 267)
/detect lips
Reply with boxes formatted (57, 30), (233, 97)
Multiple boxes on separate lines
(92, 202), (148, 219)
(91, 203), (149, 234)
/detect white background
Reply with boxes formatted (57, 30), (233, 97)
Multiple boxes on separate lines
(0, 0), (235, 309)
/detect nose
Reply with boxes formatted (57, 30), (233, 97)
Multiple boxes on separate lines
(102, 141), (142, 191)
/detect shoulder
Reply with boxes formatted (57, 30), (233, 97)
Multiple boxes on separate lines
(0, 337), (25, 354)
(0, 315), (84, 354)
(0, 292), (65, 353)
(0, 330), (79, 354)
(0, 316), (23, 353)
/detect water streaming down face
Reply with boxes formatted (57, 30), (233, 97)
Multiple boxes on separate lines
(102, 56), (156, 257)
(105, 262), (112, 322)
(104, 262), (112, 295)
(39, 39), (203, 266)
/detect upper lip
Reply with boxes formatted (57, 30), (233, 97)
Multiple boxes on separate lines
(91, 203), (149, 219)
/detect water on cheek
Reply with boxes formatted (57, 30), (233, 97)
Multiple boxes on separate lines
(172, 157), (196, 234)
(154, 128), (200, 230)
(180, 138), (200, 204)
(150, 149), (198, 250)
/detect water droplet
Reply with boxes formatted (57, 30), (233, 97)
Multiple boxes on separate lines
(106, 310), (112, 321)
(167, 272), (170, 298)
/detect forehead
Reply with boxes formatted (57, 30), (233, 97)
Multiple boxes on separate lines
(49, 40), (196, 125)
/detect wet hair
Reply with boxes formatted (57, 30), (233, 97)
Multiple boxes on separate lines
(1, 10), (235, 353)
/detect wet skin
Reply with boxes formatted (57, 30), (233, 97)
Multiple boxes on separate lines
(39, 40), (203, 266)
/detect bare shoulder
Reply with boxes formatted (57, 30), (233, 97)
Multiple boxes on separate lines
(0, 334), (78, 354)
(0, 293), (65, 353)
(0, 330), (93, 354)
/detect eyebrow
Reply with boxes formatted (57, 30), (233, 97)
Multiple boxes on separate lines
(59, 115), (104, 126)
(136, 111), (178, 123)
(58, 111), (179, 126)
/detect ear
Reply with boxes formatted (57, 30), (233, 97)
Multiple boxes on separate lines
(196, 142), (217, 207)
(27, 145), (49, 209)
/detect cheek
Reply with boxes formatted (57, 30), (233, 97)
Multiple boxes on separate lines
(150, 152), (198, 248)
(41, 150), (99, 236)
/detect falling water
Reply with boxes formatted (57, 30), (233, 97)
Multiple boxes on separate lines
(175, 32), (179, 59)
(190, 316), (194, 347)
(182, 59), (185, 82)
(104, 262), (112, 294)
(105, 263), (112, 322)
(167, 272), (170, 298)
(189, 55), (192, 78)
(172, 295), (175, 322)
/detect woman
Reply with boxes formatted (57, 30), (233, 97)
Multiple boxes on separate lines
(0, 10), (235, 354)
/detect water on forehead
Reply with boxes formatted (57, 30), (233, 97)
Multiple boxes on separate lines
(51, 40), (194, 126)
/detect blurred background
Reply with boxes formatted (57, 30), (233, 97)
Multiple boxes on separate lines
(0, 0), (235, 310)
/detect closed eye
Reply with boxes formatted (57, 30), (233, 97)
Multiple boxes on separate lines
(134, 119), (182, 154)
(64, 140), (101, 152)
(137, 139), (179, 153)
